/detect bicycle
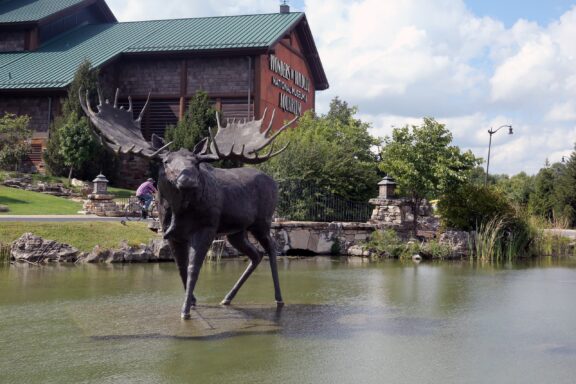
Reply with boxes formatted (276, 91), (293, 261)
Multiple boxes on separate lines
(124, 195), (158, 221)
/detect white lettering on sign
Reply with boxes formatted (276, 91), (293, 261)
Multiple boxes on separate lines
(269, 54), (310, 92)
(272, 77), (308, 102)
(279, 93), (302, 116)
(270, 54), (311, 116)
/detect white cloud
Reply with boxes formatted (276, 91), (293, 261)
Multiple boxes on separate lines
(547, 101), (576, 121)
(105, 0), (576, 175)
(106, 0), (277, 21)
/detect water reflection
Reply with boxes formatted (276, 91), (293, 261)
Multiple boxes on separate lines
(2, 258), (576, 384)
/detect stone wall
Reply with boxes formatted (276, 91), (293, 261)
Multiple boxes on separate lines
(218, 221), (375, 256)
(368, 196), (434, 238)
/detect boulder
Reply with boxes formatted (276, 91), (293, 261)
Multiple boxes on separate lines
(84, 239), (170, 263)
(148, 238), (173, 261)
(11, 232), (80, 263)
(120, 241), (154, 262)
(83, 245), (111, 263)
(347, 244), (370, 257)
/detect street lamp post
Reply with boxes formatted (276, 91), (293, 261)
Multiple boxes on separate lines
(485, 124), (513, 186)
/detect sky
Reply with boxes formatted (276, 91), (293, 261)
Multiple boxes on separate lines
(105, 0), (576, 176)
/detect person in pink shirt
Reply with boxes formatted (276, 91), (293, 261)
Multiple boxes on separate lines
(136, 178), (157, 218)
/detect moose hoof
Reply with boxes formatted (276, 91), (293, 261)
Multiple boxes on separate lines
(220, 299), (231, 306)
(181, 312), (191, 320)
(276, 301), (285, 308)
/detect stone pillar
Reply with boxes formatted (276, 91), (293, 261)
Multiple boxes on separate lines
(368, 177), (413, 236)
(82, 174), (122, 217)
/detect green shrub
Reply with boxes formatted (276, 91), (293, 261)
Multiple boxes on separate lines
(418, 240), (454, 259)
(438, 184), (515, 231)
(0, 113), (31, 172)
(365, 229), (419, 259)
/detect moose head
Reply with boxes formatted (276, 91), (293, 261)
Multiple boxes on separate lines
(80, 87), (296, 319)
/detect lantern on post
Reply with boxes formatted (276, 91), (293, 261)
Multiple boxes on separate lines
(92, 174), (109, 195)
(378, 176), (397, 199)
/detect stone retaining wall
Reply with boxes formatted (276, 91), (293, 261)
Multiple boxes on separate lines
(271, 221), (375, 255)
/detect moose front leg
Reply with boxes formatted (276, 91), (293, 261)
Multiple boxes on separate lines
(181, 229), (215, 320)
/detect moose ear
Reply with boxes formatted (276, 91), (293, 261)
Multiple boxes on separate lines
(193, 138), (209, 155)
(151, 133), (165, 149)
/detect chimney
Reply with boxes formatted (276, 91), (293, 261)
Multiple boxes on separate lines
(280, 1), (290, 14)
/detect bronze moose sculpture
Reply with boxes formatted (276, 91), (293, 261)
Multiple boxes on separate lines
(80, 88), (296, 319)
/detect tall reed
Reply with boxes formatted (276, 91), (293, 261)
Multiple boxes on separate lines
(530, 215), (575, 257)
(474, 216), (507, 262)
(0, 241), (11, 262)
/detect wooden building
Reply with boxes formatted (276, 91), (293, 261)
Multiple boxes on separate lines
(0, 0), (328, 178)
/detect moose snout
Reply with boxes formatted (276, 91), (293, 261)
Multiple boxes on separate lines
(175, 170), (199, 189)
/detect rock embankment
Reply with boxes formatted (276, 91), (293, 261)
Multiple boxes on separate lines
(10, 233), (172, 263)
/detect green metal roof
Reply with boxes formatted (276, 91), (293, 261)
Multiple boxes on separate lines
(0, 12), (323, 90)
(125, 13), (303, 52)
(0, 0), (86, 23)
(0, 21), (169, 88)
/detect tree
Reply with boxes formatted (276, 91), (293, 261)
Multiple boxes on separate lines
(496, 171), (534, 208)
(553, 150), (576, 225)
(0, 113), (31, 171)
(528, 164), (562, 220)
(256, 100), (381, 203)
(164, 90), (217, 151)
(44, 60), (109, 182)
(379, 117), (481, 234)
(58, 112), (99, 182)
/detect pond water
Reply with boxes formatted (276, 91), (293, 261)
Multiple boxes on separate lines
(1, 257), (576, 383)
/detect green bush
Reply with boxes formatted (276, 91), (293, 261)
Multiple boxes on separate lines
(0, 113), (31, 171)
(365, 229), (419, 259)
(438, 184), (515, 231)
(418, 240), (454, 259)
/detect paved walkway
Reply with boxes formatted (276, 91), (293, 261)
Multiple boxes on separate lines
(0, 214), (124, 222)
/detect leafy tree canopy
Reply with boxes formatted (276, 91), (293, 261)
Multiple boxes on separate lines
(495, 171), (534, 207)
(256, 99), (381, 202)
(164, 90), (217, 151)
(380, 117), (481, 201)
(554, 150), (576, 225)
(44, 60), (113, 182)
(0, 113), (31, 171)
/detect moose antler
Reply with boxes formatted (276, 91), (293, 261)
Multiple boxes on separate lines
(80, 87), (295, 163)
(79, 88), (170, 158)
(207, 109), (297, 164)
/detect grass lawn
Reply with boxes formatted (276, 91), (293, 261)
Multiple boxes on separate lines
(0, 186), (83, 215)
(0, 221), (157, 252)
(0, 171), (136, 199)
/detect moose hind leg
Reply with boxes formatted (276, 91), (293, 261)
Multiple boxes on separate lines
(221, 231), (263, 305)
(253, 230), (284, 306)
